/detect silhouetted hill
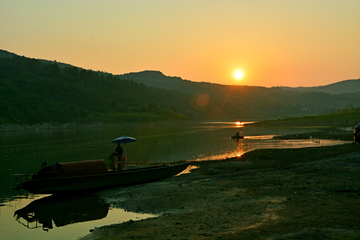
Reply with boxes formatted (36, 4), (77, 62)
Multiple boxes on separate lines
(119, 70), (185, 90)
(118, 70), (360, 95)
(1, 49), (360, 125)
(118, 70), (360, 119)
(282, 79), (360, 94)
(0, 50), (16, 58)
(0, 49), (75, 69)
(0, 53), (189, 124)
(118, 71), (226, 95)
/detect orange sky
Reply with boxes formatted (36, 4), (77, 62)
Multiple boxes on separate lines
(1, 0), (359, 87)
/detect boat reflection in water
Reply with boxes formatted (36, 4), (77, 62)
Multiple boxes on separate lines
(14, 194), (108, 231)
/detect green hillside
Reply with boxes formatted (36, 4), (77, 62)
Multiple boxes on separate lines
(0, 55), (189, 124)
(1, 50), (360, 125)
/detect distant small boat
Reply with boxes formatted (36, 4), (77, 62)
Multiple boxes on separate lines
(231, 135), (244, 139)
(14, 160), (190, 194)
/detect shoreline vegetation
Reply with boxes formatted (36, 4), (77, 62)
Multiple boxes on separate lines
(79, 114), (360, 240)
(0, 120), (195, 132)
(2, 112), (359, 133)
(0, 122), (102, 132)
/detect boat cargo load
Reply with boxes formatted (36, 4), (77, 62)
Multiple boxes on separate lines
(56, 160), (108, 177)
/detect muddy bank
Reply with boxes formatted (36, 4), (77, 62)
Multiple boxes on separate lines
(80, 121), (360, 240)
(272, 125), (355, 142)
(255, 116), (358, 142)
(81, 147), (360, 239)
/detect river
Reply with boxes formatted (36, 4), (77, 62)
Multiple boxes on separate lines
(0, 121), (349, 240)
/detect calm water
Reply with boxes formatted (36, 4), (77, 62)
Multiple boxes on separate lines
(0, 122), (350, 240)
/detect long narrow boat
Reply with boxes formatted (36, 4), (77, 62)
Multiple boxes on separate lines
(14, 160), (190, 194)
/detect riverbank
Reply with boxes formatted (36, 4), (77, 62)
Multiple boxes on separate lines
(80, 117), (360, 240)
(0, 122), (104, 132)
(0, 120), (197, 132)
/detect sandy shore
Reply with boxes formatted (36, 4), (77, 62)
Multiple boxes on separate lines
(81, 120), (360, 240)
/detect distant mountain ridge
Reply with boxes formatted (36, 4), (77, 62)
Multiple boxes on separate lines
(118, 70), (360, 95)
(0, 49), (15, 58)
(2, 49), (358, 93)
(281, 79), (360, 94)
(0, 49), (75, 69)
(118, 70), (189, 91)
(117, 70), (360, 120)
(1, 48), (359, 124)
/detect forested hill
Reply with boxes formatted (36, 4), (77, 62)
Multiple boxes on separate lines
(0, 54), (190, 124)
(118, 70), (360, 118)
(1, 50), (360, 125)
(281, 79), (360, 94)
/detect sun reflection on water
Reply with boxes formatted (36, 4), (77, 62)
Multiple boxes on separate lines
(193, 138), (349, 162)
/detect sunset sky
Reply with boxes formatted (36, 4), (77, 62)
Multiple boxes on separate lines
(1, 0), (359, 87)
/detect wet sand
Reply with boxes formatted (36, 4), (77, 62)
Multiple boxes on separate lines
(81, 119), (360, 240)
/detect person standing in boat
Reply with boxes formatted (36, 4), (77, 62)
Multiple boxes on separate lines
(115, 143), (123, 161)
(114, 143), (125, 170)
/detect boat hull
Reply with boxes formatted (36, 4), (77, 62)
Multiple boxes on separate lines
(16, 162), (190, 194)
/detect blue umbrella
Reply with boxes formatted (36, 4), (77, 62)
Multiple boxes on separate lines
(112, 136), (137, 161)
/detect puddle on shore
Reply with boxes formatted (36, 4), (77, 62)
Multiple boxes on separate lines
(0, 194), (154, 240)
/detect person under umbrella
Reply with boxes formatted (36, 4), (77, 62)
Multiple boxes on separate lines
(112, 135), (136, 161)
(115, 143), (123, 159)
(113, 143), (125, 170)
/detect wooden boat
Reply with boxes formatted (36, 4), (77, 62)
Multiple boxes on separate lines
(14, 160), (191, 194)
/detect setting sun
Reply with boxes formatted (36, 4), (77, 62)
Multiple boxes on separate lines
(234, 70), (244, 80)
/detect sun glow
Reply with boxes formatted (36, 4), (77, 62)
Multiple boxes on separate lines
(234, 70), (244, 80)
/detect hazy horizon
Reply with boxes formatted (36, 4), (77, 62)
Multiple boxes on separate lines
(1, 0), (359, 88)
